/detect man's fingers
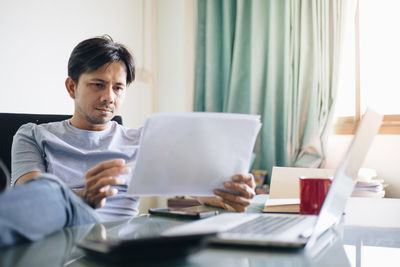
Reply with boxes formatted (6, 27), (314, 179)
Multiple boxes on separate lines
(220, 198), (247, 212)
(88, 176), (126, 193)
(84, 176), (124, 208)
(222, 181), (255, 199)
(83, 159), (130, 208)
(213, 189), (252, 206)
(86, 166), (130, 186)
(94, 198), (107, 209)
(233, 174), (256, 190)
(196, 196), (222, 207)
(87, 187), (118, 208)
(86, 159), (126, 178)
(93, 188), (118, 206)
(196, 195), (248, 212)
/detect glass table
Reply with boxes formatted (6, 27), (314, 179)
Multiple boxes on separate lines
(1, 195), (399, 267)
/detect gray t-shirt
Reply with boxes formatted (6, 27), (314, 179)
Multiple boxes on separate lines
(11, 120), (141, 222)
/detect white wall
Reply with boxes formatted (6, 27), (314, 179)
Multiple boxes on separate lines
(326, 135), (400, 198)
(0, 0), (153, 128)
(152, 0), (195, 208)
(156, 0), (194, 113)
(0, 0), (161, 214)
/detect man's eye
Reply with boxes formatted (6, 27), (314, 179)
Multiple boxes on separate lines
(89, 83), (104, 88)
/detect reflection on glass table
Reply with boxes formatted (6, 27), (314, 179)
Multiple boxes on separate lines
(343, 226), (400, 267)
(0, 214), (350, 267)
(1, 195), (400, 267)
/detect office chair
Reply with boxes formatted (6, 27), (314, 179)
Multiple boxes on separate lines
(0, 160), (10, 193)
(0, 113), (123, 176)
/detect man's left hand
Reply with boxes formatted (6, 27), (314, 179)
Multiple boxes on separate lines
(197, 174), (256, 212)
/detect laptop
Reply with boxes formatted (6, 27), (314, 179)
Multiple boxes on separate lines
(163, 108), (383, 249)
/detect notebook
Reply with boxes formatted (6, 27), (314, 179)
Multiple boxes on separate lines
(163, 108), (383, 249)
(263, 167), (335, 213)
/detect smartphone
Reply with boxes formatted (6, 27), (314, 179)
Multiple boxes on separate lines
(149, 206), (219, 219)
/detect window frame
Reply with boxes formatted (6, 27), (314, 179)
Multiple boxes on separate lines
(334, 114), (400, 135)
(334, 0), (400, 135)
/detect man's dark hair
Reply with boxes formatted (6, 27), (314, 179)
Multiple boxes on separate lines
(68, 35), (135, 85)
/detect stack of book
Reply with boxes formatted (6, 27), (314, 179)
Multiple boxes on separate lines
(352, 168), (387, 198)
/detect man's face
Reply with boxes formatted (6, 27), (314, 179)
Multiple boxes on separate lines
(66, 61), (127, 130)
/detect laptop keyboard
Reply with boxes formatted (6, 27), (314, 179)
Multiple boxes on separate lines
(226, 216), (307, 235)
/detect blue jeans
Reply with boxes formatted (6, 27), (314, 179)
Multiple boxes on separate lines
(0, 174), (99, 247)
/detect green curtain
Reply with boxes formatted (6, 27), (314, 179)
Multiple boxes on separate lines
(194, 0), (346, 183)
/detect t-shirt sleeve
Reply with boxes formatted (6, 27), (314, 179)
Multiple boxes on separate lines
(11, 123), (46, 185)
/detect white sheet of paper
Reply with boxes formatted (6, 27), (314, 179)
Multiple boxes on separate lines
(269, 166), (335, 199)
(266, 198), (300, 206)
(127, 112), (261, 196)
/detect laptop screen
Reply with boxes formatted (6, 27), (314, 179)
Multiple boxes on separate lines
(307, 108), (383, 248)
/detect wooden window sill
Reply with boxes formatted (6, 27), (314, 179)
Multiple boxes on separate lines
(334, 115), (400, 135)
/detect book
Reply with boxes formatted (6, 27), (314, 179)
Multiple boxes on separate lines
(263, 198), (300, 213)
(263, 167), (334, 213)
(263, 203), (300, 213)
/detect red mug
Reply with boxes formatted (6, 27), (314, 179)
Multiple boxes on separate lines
(299, 177), (332, 215)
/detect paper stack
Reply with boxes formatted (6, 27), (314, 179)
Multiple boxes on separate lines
(352, 168), (387, 198)
(128, 112), (262, 196)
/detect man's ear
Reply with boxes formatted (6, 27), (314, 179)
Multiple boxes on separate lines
(65, 77), (77, 99)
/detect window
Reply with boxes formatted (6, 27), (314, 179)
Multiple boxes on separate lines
(334, 0), (400, 134)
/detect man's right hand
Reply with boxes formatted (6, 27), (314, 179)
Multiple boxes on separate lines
(76, 159), (130, 208)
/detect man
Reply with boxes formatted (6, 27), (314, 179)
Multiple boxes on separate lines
(0, 35), (255, 246)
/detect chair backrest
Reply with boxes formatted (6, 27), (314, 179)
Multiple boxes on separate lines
(0, 113), (123, 174)
(0, 159), (10, 193)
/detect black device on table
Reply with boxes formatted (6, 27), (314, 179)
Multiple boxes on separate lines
(79, 232), (215, 263)
(149, 206), (219, 219)
(78, 206), (218, 263)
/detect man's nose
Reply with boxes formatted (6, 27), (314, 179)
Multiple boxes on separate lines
(101, 86), (115, 103)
